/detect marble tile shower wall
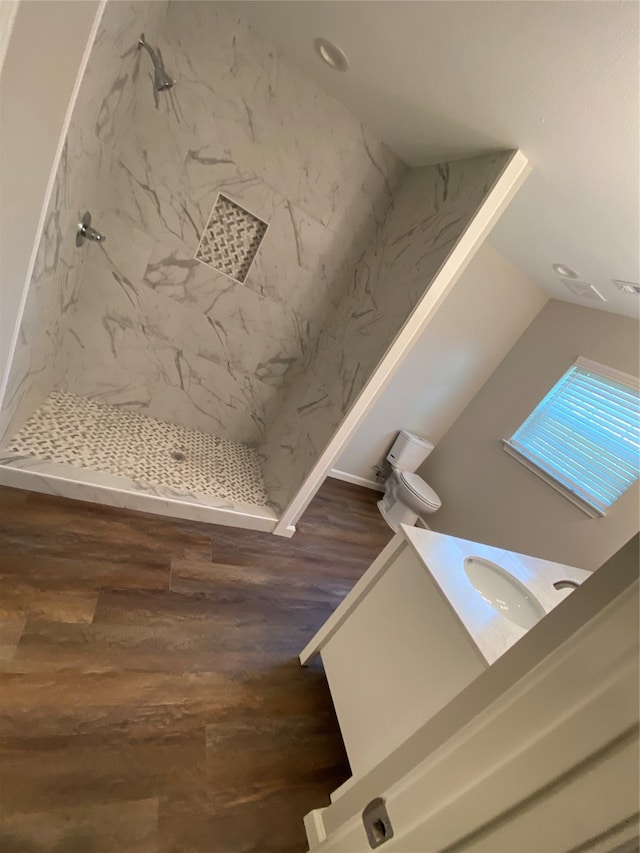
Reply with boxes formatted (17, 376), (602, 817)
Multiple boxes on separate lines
(0, 1), (167, 445)
(259, 153), (515, 512)
(56, 0), (406, 445)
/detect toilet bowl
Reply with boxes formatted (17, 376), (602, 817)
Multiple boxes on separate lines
(377, 468), (441, 531)
(377, 431), (441, 532)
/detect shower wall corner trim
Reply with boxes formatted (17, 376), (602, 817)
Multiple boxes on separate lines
(272, 149), (531, 537)
(0, 0), (106, 423)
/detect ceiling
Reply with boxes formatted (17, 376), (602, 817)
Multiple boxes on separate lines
(230, 1), (640, 319)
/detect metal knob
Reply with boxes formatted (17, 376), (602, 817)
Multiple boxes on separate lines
(76, 211), (105, 246)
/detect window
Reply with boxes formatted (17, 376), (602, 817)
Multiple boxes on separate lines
(503, 357), (640, 517)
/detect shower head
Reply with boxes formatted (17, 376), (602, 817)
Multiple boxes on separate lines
(154, 64), (174, 92)
(137, 33), (174, 92)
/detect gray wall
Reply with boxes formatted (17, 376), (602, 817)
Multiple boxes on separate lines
(259, 152), (515, 512)
(333, 241), (548, 482)
(421, 300), (640, 570)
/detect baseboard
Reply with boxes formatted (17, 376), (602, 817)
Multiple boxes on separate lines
(303, 808), (327, 848)
(273, 523), (296, 538)
(329, 468), (385, 492)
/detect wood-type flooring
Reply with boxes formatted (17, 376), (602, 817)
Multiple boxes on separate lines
(0, 478), (392, 852)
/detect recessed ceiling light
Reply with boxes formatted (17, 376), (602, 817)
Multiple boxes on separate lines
(612, 279), (640, 294)
(553, 263), (579, 279)
(314, 37), (349, 71)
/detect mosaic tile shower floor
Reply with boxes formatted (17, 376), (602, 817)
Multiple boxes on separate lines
(6, 392), (271, 508)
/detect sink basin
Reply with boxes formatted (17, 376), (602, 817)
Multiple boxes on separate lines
(463, 556), (546, 630)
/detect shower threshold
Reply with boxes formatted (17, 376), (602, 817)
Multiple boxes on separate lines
(0, 392), (278, 532)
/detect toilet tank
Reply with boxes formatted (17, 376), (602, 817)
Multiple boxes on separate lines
(386, 430), (434, 471)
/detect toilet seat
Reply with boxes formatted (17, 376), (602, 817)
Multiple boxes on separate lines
(399, 472), (441, 510)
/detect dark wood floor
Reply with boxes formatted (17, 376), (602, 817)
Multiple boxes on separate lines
(0, 478), (392, 852)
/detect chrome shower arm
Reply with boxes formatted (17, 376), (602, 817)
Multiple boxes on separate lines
(137, 34), (159, 66)
(137, 33), (174, 92)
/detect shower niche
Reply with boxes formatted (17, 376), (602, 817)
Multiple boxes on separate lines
(0, 0), (526, 534)
(195, 194), (269, 285)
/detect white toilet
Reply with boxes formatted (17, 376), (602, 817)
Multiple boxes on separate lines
(377, 430), (441, 531)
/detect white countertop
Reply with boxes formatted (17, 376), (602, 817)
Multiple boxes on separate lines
(401, 526), (592, 666)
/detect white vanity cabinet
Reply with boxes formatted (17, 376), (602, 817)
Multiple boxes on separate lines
(301, 525), (589, 780)
(300, 530), (487, 778)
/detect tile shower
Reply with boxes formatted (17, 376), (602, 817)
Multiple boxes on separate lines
(0, 0), (515, 530)
(0, 0), (403, 525)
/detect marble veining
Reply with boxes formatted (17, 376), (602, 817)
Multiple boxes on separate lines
(258, 152), (515, 513)
(0, 1), (167, 446)
(257, 371), (344, 513)
(315, 154), (514, 414)
(58, 253), (282, 444)
(39, 0), (402, 450)
(13, 0), (400, 451)
(1, 1), (517, 531)
(0, 261), (86, 446)
(0, 453), (277, 532)
(1, 0), (404, 515)
(6, 391), (270, 509)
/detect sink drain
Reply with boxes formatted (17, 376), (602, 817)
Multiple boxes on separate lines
(170, 450), (186, 462)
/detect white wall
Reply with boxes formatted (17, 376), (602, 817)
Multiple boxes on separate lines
(421, 300), (640, 570)
(0, 0), (99, 398)
(334, 242), (548, 483)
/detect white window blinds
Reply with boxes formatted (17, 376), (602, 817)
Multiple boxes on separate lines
(506, 357), (640, 515)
